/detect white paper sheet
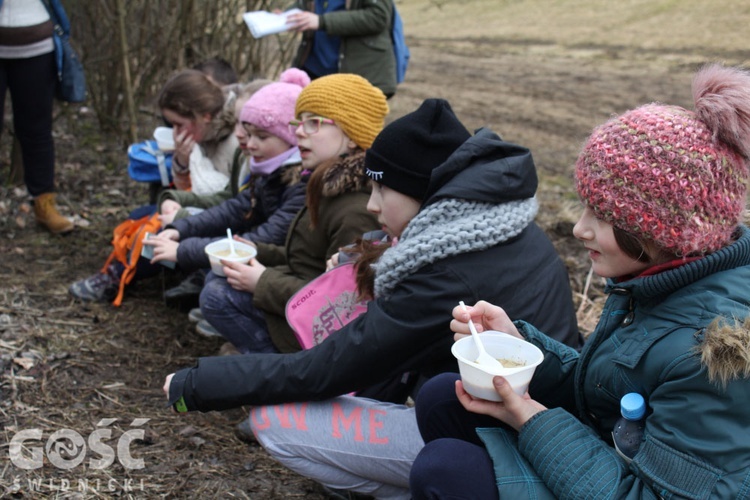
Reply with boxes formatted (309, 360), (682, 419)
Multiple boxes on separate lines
(242, 9), (301, 39)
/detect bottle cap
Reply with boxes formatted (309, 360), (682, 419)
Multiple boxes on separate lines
(620, 392), (645, 420)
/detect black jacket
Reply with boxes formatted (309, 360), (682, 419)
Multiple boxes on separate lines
(169, 129), (582, 411)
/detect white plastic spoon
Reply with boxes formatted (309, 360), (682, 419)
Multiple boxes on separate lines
(226, 228), (237, 257)
(459, 301), (505, 369)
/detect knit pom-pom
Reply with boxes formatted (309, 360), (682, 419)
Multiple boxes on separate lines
(693, 63), (750, 159)
(279, 68), (311, 89)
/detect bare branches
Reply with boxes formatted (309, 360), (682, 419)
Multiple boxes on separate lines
(67, 0), (295, 139)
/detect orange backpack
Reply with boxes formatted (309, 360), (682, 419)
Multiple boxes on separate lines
(101, 212), (161, 306)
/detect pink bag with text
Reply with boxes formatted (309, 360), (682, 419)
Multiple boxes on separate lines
(285, 263), (368, 349)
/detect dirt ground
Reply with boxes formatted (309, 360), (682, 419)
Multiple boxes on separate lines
(1, 9), (748, 498)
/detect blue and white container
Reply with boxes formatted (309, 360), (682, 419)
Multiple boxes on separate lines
(612, 392), (646, 463)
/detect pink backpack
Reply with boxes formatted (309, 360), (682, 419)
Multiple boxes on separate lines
(285, 263), (368, 349)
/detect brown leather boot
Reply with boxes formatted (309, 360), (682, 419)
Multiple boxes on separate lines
(33, 193), (74, 234)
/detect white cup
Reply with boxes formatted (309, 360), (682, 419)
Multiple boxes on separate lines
(153, 126), (175, 152)
(452, 331), (544, 402)
(204, 240), (257, 277)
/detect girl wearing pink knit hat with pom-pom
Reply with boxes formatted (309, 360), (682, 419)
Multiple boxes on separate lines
(69, 69), (311, 307)
(411, 63), (750, 499)
(143, 69), (313, 325)
(148, 71), (306, 312)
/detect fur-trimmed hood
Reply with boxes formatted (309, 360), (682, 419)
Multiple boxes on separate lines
(700, 316), (750, 386)
(305, 151), (371, 228)
(318, 150), (371, 198)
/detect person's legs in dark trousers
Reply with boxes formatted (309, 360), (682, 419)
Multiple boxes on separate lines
(199, 272), (278, 353)
(410, 372), (501, 499)
(415, 372), (500, 445)
(5, 53), (56, 196)
(1, 52), (73, 233)
(0, 59), (7, 131)
(410, 438), (499, 500)
(301, 67), (321, 81)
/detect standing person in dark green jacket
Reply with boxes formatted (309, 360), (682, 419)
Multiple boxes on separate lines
(288, 0), (397, 97)
(411, 63), (750, 500)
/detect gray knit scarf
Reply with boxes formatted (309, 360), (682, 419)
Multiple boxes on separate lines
(373, 197), (539, 297)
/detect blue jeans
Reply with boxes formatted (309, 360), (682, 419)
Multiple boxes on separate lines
(410, 373), (500, 500)
(199, 272), (278, 353)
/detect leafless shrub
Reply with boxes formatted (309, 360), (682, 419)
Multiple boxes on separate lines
(66, 0), (297, 140)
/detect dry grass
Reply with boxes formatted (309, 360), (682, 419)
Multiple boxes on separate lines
(400, 0), (750, 55)
(395, 0), (750, 337)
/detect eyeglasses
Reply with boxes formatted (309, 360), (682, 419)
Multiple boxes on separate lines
(289, 117), (335, 135)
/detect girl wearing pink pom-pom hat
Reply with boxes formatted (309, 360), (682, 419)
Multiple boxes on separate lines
(69, 69), (311, 306)
(142, 69), (314, 314)
(412, 63), (750, 499)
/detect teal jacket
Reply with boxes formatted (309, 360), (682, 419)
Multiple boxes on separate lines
(481, 226), (750, 499)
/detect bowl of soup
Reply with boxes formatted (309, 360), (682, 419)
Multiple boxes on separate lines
(204, 239), (257, 277)
(451, 331), (544, 402)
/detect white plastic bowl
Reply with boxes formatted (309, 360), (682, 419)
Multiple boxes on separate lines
(452, 331), (544, 402)
(153, 126), (175, 152)
(204, 239), (257, 277)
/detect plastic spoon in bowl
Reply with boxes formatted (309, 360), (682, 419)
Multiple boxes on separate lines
(459, 301), (505, 369)
(226, 228), (238, 257)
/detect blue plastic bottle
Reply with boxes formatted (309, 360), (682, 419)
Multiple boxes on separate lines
(612, 392), (646, 463)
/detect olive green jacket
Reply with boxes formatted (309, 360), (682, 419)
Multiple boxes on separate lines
(253, 152), (379, 352)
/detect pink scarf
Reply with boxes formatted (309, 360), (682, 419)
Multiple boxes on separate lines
(250, 147), (300, 176)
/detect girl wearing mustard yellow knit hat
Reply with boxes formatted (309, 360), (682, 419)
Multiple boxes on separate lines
(197, 73), (389, 354)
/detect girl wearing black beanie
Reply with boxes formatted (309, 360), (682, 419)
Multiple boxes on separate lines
(164, 99), (582, 499)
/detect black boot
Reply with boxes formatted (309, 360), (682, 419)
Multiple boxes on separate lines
(164, 270), (205, 310)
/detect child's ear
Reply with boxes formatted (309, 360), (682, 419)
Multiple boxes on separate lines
(347, 138), (357, 151)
